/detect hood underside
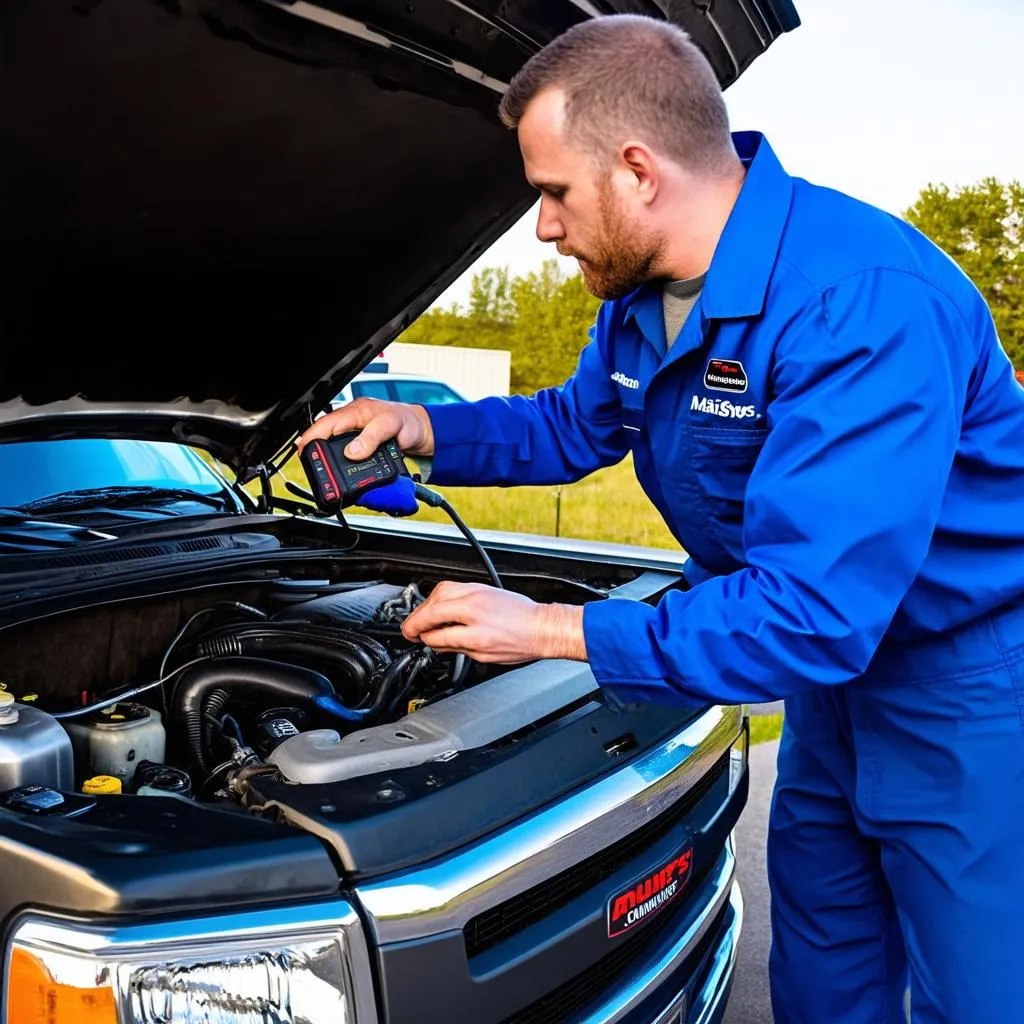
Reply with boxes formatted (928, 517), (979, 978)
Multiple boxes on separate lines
(0, 0), (799, 478)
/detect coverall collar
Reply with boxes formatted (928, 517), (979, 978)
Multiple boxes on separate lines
(622, 131), (793, 328)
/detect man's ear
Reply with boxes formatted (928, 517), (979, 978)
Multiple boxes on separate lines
(619, 142), (659, 205)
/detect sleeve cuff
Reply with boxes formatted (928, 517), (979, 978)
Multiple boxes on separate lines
(421, 402), (488, 486)
(582, 597), (707, 710)
(583, 597), (662, 686)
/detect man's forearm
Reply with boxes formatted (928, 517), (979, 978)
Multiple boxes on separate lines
(535, 602), (588, 661)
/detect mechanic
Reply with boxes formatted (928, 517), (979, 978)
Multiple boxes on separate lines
(298, 14), (1024, 1024)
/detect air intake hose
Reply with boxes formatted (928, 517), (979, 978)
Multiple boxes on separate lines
(175, 657), (391, 775)
(194, 624), (389, 703)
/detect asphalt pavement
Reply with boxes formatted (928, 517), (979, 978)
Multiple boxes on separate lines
(723, 738), (779, 1024)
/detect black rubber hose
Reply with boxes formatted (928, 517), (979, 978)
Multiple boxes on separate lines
(195, 625), (389, 696)
(176, 657), (340, 774)
(231, 622), (390, 669)
(176, 653), (427, 774)
(197, 633), (374, 684)
(385, 650), (433, 717)
(202, 687), (231, 762)
(205, 688), (230, 722)
(229, 638), (372, 700)
(367, 648), (421, 719)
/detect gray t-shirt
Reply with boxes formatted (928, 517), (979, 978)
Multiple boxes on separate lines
(662, 273), (706, 350)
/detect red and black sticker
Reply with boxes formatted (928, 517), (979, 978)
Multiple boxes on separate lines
(607, 845), (693, 939)
(704, 358), (748, 393)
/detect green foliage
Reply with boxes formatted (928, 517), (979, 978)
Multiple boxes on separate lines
(400, 259), (601, 393)
(748, 713), (784, 747)
(904, 178), (1023, 369)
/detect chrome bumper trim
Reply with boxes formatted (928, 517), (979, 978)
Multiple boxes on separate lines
(693, 881), (743, 1024)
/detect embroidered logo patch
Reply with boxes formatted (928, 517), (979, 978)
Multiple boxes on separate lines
(611, 371), (640, 390)
(704, 358), (748, 393)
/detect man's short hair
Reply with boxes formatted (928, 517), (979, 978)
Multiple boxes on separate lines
(498, 14), (736, 175)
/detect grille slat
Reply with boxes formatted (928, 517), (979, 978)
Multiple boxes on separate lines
(499, 876), (729, 1024)
(464, 753), (729, 958)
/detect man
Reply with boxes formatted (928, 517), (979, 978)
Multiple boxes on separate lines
(299, 14), (1024, 1023)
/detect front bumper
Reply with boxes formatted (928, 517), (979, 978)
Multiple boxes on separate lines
(357, 706), (748, 1024)
(580, 839), (742, 1024)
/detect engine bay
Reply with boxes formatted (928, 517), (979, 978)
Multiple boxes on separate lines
(0, 552), (658, 822)
(0, 572), (519, 808)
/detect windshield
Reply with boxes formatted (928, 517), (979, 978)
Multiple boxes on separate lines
(0, 440), (233, 509)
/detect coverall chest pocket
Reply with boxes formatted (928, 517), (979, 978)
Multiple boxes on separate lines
(689, 425), (768, 548)
(620, 402), (645, 443)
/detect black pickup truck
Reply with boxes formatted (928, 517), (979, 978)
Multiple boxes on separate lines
(0, 2), (798, 1022)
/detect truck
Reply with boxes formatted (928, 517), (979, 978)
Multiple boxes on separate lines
(0, 1), (801, 1021)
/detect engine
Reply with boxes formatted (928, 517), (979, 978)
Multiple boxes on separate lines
(0, 578), (480, 809)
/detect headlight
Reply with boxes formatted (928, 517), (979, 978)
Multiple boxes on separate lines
(4, 901), (376, 1024)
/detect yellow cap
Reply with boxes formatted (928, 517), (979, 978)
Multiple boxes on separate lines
(82, 775), (122, 795)
(0, 691), (14, 708)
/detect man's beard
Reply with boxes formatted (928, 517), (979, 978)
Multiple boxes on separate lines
(563, 179), (662, 300)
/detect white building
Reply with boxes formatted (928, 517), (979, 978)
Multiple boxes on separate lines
(378, 342), (510, 402)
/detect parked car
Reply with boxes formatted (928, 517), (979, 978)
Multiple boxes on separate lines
(334, 369), (468, 408)
(0, 1), (800, 1022)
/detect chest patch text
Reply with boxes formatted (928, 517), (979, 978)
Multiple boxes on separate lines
(704, 358), (748, 393)
(691, 395), (757, 419)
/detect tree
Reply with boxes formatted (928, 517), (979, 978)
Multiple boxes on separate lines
(468, 267), (515, 324)
(506, 261), (601, 392)
(399, 260), (600, 394)
(904, 178), (1023, 370)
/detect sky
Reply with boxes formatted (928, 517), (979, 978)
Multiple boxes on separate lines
(432, 0), (1024, 310)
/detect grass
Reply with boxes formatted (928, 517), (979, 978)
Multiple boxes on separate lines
(748, 713), (784, 746)
(267, 451), (683, 550)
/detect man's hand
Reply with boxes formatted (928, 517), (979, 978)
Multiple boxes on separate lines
(401, 581), (588, 664)
(296, 397), (435, 461)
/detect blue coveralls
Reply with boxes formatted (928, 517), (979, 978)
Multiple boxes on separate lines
(423, 131), (1024, 1022)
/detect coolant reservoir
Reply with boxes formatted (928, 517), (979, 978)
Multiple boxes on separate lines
(0, 691), (74, 792)
(63, 702), (166, 789)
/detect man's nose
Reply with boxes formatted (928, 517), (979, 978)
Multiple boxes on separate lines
(536, 197), (564, 243)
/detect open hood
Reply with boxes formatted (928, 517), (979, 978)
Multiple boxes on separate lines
(0, 0), (799, 479)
